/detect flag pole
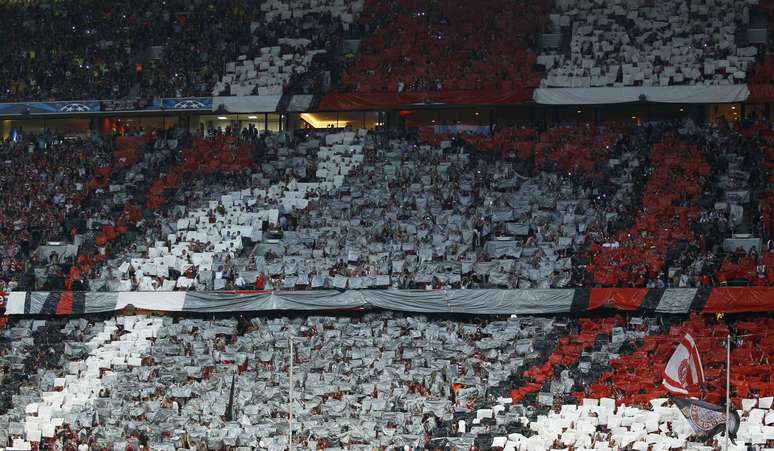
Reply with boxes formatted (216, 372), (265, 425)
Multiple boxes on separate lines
(289, 337), (294, 451)
(724, 334), (730, 451)
(225, 368), (236, 422)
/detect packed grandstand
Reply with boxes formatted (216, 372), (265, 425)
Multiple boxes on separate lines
(2, 0), (774, 450)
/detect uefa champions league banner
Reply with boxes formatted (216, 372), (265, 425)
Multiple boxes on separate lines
(101, 97), (212, 112)
(101, 97), (213, 112)
(0, 101), (102, 115)
(0, 97), (214, 116)
(102, 97), (213, 112)
(159, 97), (213, 111)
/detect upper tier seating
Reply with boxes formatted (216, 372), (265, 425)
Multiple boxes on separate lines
(0, 0), (242, 100)
(539, 0), (759, 88)
(0, 0), (361, 101)
(338, 0), (547, 93)
(212, 0), (363, 97)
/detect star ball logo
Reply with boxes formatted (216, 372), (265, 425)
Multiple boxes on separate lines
(59, 103), (92, 112)
(173, 99), (207, 109)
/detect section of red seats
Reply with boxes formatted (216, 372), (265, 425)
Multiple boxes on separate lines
(747, 49), (774, 101)
(85, 135), (153, 195)
(147, 136), (254, 210)
(717, 125), (774, 286)
(94, 137), (254, 258)
(583, 314), (774, 408)
(340, 0), (547, 94)
(758, 131), (774, 246)
(715, 255), (774, 286)
(588, 138), (710, 286)
(420, 126), (619, 181)
(511, 316), (625, 403)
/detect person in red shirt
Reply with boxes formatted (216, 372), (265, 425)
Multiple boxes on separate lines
(255, 273), (265, 290)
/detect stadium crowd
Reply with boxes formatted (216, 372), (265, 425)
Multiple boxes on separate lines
(2, 118), (774, 292)
(539, 0), (757, 87)
(339, 0), (545, 92)
(0, 311), (772, 450)
(0, 0), (361, 102)
(0, 131), (113, 293)
(68, 126), (626, 291)
(3, 1), (774, 451)
(0, 0), (771, 102)
(212, 0), (362, 97)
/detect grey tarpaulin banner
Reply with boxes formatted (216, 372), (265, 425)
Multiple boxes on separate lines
(7, 289), (573, 315)
(361, 290), (451, 313)
(447, 289), (575, 315)
(6, 288), (768, 316)
(181, 291), (273, 312)
(181, 290), (366, 312)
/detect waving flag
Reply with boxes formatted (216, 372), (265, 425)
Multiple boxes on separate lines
(672, 397), (740, 439)
(663, 333), (704, 394)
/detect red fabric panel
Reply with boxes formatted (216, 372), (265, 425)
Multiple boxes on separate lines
(319, 89), (533, 110)
(588, 288), (649, 310)
(704, 288), (774, 313)
(747, 84), (774, 103)
(56, 292), (74, 315)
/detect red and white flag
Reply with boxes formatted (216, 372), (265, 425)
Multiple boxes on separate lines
(663, 333), (705, 395)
